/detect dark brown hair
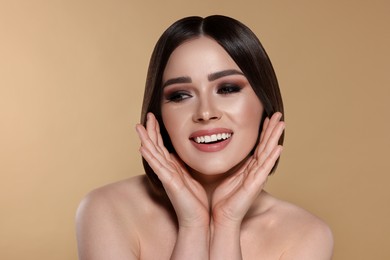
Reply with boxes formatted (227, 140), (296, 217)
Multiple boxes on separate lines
(141, 15), (284, 190)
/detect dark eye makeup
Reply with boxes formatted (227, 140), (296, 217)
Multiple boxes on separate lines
(217, 83), (242, 95)
(165, 91), (192, 103)
(163, 81), (245, 103)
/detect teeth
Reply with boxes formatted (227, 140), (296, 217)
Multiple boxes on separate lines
(193, 133), (232, 144)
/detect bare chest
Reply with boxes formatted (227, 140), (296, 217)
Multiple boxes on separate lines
(136, 213), (286, 260)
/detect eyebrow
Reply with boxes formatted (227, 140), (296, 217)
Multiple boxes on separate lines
(208, 69), (244, 81)
(162, 69), (245, 88)
(162, 76), (192, 88)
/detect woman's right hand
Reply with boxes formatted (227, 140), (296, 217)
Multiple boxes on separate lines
(136, 113), (210, 229)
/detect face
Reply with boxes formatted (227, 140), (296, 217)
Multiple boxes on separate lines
(161, 37), (263, 176)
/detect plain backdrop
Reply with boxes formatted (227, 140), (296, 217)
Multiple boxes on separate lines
(1, 0), (389, 259)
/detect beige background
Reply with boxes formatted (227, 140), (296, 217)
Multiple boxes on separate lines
(1, 0), (389, 259)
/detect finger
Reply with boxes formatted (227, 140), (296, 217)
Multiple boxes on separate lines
(144, 113), (172, 161)
(140, 147), (205, 207)
(255, 113), (281, 156)
(234, 155), (254, 175)
(260, 112), (282, 145)
(259, 117), (270, 143)
(170, 153), (185, 168)
(255, 112), (283, 158)
(246, 145), (283, 190)
(145, 113), (170, 158)
(215, 156), (254, 198)
(256, 121), (285, 166)
(136, 124), (176, 172)
(139, 147), (191, 203)
(254, 145), (283, 179)
(169, 153), (189, 176)
(136, 123), (156, 148)
(135, 123), (149, 144)
(146, 113), (159, 145)
(223, 156), (253, 186)
(154, 114), (171, 159)
(139, 145), (175, 184)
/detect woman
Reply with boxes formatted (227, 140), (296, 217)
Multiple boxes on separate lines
(76, 15), (333, 259)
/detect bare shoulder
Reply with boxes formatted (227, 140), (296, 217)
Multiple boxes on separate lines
(75, 175), (154, 260)
(263, 192), (334, 259)
(76, 175), (153, 223)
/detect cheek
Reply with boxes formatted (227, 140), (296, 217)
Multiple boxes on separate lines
(161, 106), (188, 144)
(234, 98), (263, 154)
(227, 96), (263, 130)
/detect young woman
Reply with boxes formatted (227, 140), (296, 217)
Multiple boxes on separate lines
(76, 15), (333, 259)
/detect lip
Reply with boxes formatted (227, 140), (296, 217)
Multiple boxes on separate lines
(189, 128), (233, 153)
(189, 128), (233, 138)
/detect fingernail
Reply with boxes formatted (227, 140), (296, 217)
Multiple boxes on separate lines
(135, 124), (141, 133)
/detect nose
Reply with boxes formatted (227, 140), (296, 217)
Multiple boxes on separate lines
(192, 97), (222, 123)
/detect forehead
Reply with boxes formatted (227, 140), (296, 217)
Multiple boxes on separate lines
(163, 37), (241, 80)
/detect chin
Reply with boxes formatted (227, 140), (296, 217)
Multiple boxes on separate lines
(187, 159), (245, 177)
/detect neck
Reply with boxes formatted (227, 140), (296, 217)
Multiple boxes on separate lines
(189, 171), (225, 200)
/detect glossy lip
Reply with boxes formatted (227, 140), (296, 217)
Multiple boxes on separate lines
(189, 128), (233, 153)
(189, 128), (233, 138)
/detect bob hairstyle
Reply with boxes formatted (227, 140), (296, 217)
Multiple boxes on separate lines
(140, 15), (284, 191)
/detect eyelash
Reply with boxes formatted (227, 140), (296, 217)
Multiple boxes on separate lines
(165, 84), (242, 103)
(217, 84), (242, 95)
(166, 91), (192, 103)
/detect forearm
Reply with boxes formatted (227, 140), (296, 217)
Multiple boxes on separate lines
(170, 226), (209, 260)
(209, 221), (243, 260)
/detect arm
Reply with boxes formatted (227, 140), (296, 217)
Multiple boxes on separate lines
(210, 220), (243, 260)
(210, 113), (285, 259)
(136, 113), (210, 260)
(170, 226), (210, 260)
(281, 221), (334, 260)
(76, 190), (139, 260)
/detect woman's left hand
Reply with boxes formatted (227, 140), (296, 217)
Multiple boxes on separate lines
(211, 112), (285, 228)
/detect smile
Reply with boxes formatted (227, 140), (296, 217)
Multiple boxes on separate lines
(193, 133), (232, 144)
(189, 128), (233, 152)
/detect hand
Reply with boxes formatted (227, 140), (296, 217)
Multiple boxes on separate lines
(211, 112), (285, 228)
(136, 113), (209, 228)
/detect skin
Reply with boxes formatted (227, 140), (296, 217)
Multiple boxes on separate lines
(76, 37), (334, 259)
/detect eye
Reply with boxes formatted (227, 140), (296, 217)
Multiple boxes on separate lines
(165, 91), (192, 103)
(217, 84), (242, 95)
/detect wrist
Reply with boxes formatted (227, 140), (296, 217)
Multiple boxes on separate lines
(178, 224), (210, 234)
(177, 216), (210, 230)
(211, 212), (243, 231)
(177, 221), (210, 242)
(172, 225), (210, 260)
(211, 217), (242, 237)
(212, 222), (241, 235)
(210, 219), (242, 260)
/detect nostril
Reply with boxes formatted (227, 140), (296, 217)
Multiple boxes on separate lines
(192, 110), (222, 122)
(196, 116), (218, 122)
